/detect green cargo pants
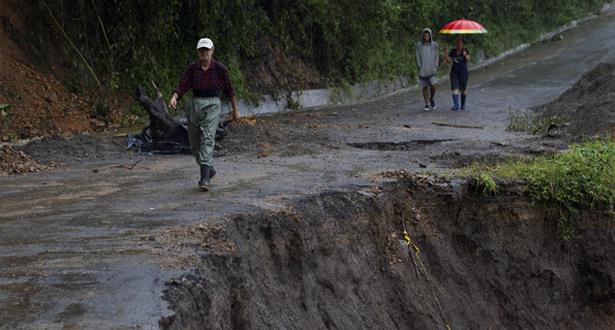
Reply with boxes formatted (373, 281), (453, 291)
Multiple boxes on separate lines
(186, 97), (221, 167)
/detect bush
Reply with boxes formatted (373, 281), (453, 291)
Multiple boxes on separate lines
(519, 141), (615, 237)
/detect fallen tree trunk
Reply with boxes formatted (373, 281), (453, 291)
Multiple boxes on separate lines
(130, 83), (231, 154)
(136, 86), (180, 131)
(131, 86), (191, 154)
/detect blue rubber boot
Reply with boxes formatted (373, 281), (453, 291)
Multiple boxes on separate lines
(461, 94), (467, 110)
(451, 95), (460, 111)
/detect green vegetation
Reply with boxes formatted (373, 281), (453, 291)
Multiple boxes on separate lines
(507, 112), (565, 135)
(0, 104), (9, 118)
(507, 112), (534, 132)
(466, 141), (615, 239)
(23, 0), (612, 100)
(473, 173), (499, 196)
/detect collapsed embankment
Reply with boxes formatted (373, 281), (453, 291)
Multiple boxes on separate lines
(159, 176), (615, 329)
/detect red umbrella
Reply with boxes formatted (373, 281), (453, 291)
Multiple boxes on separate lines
(439, 18), (487, 34)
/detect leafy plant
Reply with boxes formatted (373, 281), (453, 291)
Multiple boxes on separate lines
(286, 96), (301, 111)
(473, 173), (499, 196)
(0, 104), (9, 118)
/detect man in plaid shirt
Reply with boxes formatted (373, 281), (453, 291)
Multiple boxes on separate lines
(169, 37), (241, 191)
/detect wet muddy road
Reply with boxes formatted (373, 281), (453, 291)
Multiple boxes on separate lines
(2, 12), (615, 329)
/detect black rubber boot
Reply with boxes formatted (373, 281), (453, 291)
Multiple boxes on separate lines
(209, 167), (216, 180)
(198, 165), (211, 192)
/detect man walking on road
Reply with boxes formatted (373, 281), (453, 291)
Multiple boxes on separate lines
(416, 28), (439, 111)
(169, 37), (241, 192)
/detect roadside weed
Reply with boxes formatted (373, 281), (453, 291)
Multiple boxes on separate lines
(0, 104), (9, 117)
(507, 111), (565, 135)
(473, 173), (499, 196)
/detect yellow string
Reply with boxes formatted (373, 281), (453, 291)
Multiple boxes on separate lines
(403, 230), (421, 254)
(402, 229), (452, 330)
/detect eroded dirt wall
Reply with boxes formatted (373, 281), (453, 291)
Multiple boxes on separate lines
(161, 178), (615, 329)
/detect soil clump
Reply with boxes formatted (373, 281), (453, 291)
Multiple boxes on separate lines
(0, 1), (126, 144)
(221, 113), (331, 157)
(0, 145), (46, 175)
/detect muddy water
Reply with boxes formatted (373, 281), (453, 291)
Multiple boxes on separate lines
(2, 12), (615, 329)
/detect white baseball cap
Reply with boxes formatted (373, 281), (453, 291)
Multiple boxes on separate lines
(196, 38), (214, 50)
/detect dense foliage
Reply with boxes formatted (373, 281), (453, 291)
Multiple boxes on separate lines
(22, 0), (611, 98)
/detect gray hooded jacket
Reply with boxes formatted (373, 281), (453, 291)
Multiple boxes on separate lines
(415, 28), (439, 78)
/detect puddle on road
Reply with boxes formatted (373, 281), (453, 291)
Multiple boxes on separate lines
(347, 139), (456, 151)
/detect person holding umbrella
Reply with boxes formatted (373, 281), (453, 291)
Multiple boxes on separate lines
(445, 36), (470, 110)
(439, 18), (487, 111)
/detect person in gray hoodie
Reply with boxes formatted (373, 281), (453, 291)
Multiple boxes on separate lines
(415, 28), (439, 111)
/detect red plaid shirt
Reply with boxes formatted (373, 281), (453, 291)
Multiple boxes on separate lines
(173, 60), (235, 99)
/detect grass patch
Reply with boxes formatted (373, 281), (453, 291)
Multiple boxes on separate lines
(472, 173), (499, 196)
(463, 140), (615, 239)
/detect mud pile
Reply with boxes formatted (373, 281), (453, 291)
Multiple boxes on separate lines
(160, 176), (615, 329)
(20, 134), (128, 165)
(536, 62), (615, 139)
(0, 145), (45, 175)
(0, 1), (107, 141)
(0, 58), (95, 139)
(222, 113), (330, 157)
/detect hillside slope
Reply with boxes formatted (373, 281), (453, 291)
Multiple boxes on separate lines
(0, 0), (94, 141)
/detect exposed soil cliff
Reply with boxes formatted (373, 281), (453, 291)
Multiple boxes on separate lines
(160, 176), (615, 329)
